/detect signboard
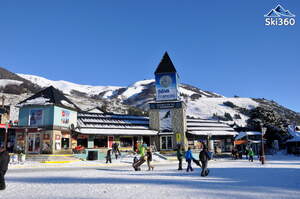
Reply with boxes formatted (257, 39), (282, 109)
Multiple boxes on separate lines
(149, 101), (182, 109)
(61, 110), (70, 125)
(29, 109), (43, 126)
(155, 73), (179, 101)
(159, 109), (172, 131)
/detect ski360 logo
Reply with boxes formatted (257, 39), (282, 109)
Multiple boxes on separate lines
(264, 5), (296, 26)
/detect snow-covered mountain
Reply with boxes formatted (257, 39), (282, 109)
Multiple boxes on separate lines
(0, 68), (298, 128)
(17, 73), (259, 126)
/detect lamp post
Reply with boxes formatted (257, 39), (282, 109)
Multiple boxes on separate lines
(261, 126), (267, 164)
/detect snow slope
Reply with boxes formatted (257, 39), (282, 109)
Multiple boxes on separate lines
(19, 74), (259, 126)
(18, 74), (122, 98)
(186, 97), (259, 126)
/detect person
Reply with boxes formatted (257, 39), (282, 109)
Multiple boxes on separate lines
(106, 149), (112, 163)
(112, 142), (121, 159)
(0, 146), (10, 190)
(199, 145), (210, 177)
(176, 144), (183, 170)
(185, 147), (194, 172)
(248, 148), (254, 162)
(146, 148), (154, 171)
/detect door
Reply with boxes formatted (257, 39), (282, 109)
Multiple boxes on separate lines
(28, 133), (41, 153)
(161, 136), (173, 150)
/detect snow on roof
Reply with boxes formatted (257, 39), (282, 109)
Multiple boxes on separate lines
(79, 128), (157, 135)
(287, 125), (300, 142)
(188, 130), (238, 136)
(0, 79), (23, 88)
(235, 131), (261, 140)
(18, 96), (52, 106)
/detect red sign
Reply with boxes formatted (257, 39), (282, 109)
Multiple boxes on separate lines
(0, 124), (10, 128)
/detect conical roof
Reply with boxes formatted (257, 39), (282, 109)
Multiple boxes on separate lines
(154, 52), (177, 74)
(18, 86), (80, 111)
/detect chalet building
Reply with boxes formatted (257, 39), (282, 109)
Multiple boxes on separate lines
(76, 112), (156, 151)
(186, 118), (237, 152)
(16, 86), (79, 154)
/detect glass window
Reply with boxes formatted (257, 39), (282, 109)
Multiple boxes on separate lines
(94, 137), (107, 148)
(120, 137), (133, 147)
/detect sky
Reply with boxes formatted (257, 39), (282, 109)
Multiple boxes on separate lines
(0, 0), (299, 112)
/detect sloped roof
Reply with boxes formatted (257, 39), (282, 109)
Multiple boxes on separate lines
(77, 112), (156, 135)
(186, 118), (238, 136)
(154, 52), (177, 74)
(18, 86), (80, 111)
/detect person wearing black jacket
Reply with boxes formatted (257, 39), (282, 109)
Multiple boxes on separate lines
(0, 146), (10, 190)
(199, 145), (210, 177)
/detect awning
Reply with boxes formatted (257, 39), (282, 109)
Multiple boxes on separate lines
(235, 131), (261, 140)
(234, 140), (247, 145)
(187, 130), (238, 136)
(79, 128), (158, 136)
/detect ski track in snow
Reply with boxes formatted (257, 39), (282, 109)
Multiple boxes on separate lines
(1, 154), (300, 199)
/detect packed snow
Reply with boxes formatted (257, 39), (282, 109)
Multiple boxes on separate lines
(121, 80), (155, 99)
(186, 98), (259, 127)
(1, 153), (300, 199)
(0, 79), (23, 88)
(18, 74), (122, 98)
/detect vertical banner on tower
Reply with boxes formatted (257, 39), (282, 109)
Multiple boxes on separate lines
(155, 73), (179, 101)
(159, 109), (172, 131)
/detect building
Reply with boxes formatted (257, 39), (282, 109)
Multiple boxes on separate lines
(16, 86), (79, 154)
(76, 111), (157, 151)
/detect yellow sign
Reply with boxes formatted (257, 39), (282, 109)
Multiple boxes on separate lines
(176, 133), (182, 143)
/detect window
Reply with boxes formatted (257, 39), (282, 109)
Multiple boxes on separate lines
(94, 136), (107, 148)
(161, 136), (173, 150)
(120, 137), (133, 147)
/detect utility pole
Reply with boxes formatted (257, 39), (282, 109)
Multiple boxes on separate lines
(261, 126), (267, 164)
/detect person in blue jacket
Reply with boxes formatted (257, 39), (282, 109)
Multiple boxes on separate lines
(185, 147), (194, 172)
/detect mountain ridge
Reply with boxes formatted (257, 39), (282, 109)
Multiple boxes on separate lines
(0, 68), (299, 131)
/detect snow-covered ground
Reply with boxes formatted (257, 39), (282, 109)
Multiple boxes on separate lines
(1, 154), (300, 199)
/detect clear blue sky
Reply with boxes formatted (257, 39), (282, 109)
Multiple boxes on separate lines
(0, 0), (299, 112)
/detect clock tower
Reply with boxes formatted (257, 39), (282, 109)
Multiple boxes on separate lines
(149, 52), (187, 151)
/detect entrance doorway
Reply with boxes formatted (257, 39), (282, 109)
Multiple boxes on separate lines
(160, 135), (173, 150)
(28, 133), (41, 153)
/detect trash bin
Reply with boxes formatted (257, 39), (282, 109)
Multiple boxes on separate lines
(87, 150), (98, 160)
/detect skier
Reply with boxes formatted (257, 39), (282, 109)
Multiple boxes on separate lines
(199, 145), (210, 177)
(106, 149), (112, 163)
(0, 145), (10, 190)
(112, 142), (121, 159)
(185, 147), (194, 172)
(248, 148), (254, 162)
(176, 144), (183, 170)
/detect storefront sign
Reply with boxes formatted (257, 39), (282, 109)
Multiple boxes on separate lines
(149, 101), (182, 109)
(61, 110), (70, 124)
(29, 109), (43, 126)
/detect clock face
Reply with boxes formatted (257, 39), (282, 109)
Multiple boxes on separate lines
(159, 75), (172, 88)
